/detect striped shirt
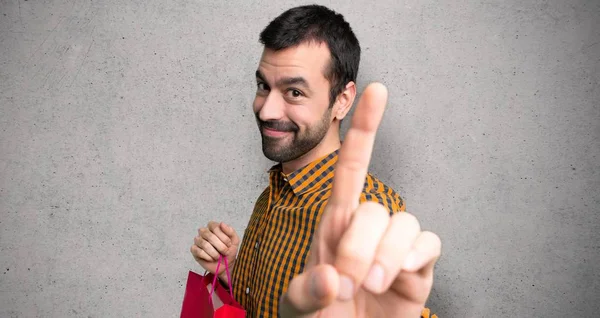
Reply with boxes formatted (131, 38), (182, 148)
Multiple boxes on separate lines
(230, 149), (406, 317)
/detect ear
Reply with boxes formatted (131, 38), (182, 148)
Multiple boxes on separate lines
(332, 81), (356, 121)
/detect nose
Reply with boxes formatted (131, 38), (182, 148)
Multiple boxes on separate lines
(256, 91), (285, 122)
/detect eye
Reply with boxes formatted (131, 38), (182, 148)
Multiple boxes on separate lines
(257, 81), (269, 92)
(288, 89), (303, 98)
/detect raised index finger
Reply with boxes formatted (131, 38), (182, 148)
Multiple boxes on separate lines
(329, 82), (388, 211)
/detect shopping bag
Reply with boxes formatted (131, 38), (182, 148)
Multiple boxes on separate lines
(180, 255), (246, 318)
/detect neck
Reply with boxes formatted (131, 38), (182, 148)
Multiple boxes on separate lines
(281, 125), (341, 174)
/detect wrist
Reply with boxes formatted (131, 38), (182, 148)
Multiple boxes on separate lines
(217, 275), (230, 290)
(217, 259), (235, 283)
(217, 272), (229, 284)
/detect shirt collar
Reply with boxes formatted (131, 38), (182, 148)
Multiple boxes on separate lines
(268, 149), (339, 196)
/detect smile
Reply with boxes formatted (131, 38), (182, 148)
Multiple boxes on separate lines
(262, 127), (291, 138)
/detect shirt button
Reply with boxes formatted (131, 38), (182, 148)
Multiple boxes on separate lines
(255, 241), (259, 249)
(245, 287), (250, 294)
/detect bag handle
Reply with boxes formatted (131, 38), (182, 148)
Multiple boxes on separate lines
(209, 254), (234, 302)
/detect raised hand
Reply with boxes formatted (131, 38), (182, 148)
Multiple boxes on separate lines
(190, 221), (240, 283)
(279, 82), (442, 317)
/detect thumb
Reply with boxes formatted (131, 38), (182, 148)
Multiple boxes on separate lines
(279, 264), (339, 317)
(219, 222), (240, 244)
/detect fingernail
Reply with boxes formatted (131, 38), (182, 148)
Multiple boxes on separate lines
(338, 275), (354, 301)
(404, 251), (418, 270)
(364, 264), (384, 292)
(310, 272), (326, 299)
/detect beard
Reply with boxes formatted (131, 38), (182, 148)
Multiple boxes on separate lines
(255, 109), (332, 163)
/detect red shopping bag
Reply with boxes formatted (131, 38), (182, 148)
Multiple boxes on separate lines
(180, 255), (245, 318)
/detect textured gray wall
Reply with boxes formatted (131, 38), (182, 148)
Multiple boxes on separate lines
(1, 0), (598, 317)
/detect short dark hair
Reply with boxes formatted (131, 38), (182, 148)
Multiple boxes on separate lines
(259, 5), (361, 107)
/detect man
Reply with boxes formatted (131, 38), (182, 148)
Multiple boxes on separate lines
(190, 5), (441, 318)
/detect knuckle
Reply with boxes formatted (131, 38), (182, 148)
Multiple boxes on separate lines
(361, 201), (387, 212)
(221, 247), (231, 256)
(357, 202), (389, 221)
(191, 245), (202, 258)
(201, 229), (213, 239)
(337, 243), (365, 265)
(422, 231), (442, 251)
(222, 236), (232, 245)
(396, 212), (420, 229)
(340, 159), (363, 174)
(201, 240), (211, 249)
(203, 241), (217, 252)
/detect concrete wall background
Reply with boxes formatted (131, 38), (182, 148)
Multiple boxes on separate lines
(1, 0), (598, 317)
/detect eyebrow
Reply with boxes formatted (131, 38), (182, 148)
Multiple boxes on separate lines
(255, 70), (310, 90)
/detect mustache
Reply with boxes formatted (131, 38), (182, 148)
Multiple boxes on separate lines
(257, 118), (299, 132)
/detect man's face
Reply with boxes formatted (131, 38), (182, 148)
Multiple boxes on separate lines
(253, 42), (334, 163)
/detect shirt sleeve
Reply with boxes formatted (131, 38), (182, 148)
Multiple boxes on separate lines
(359, 190), (405, 215)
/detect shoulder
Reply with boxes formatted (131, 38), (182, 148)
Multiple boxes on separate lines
(247, 186), (270, 218)
(359, 173), (406, 215)
(253, 186), (270, 207)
